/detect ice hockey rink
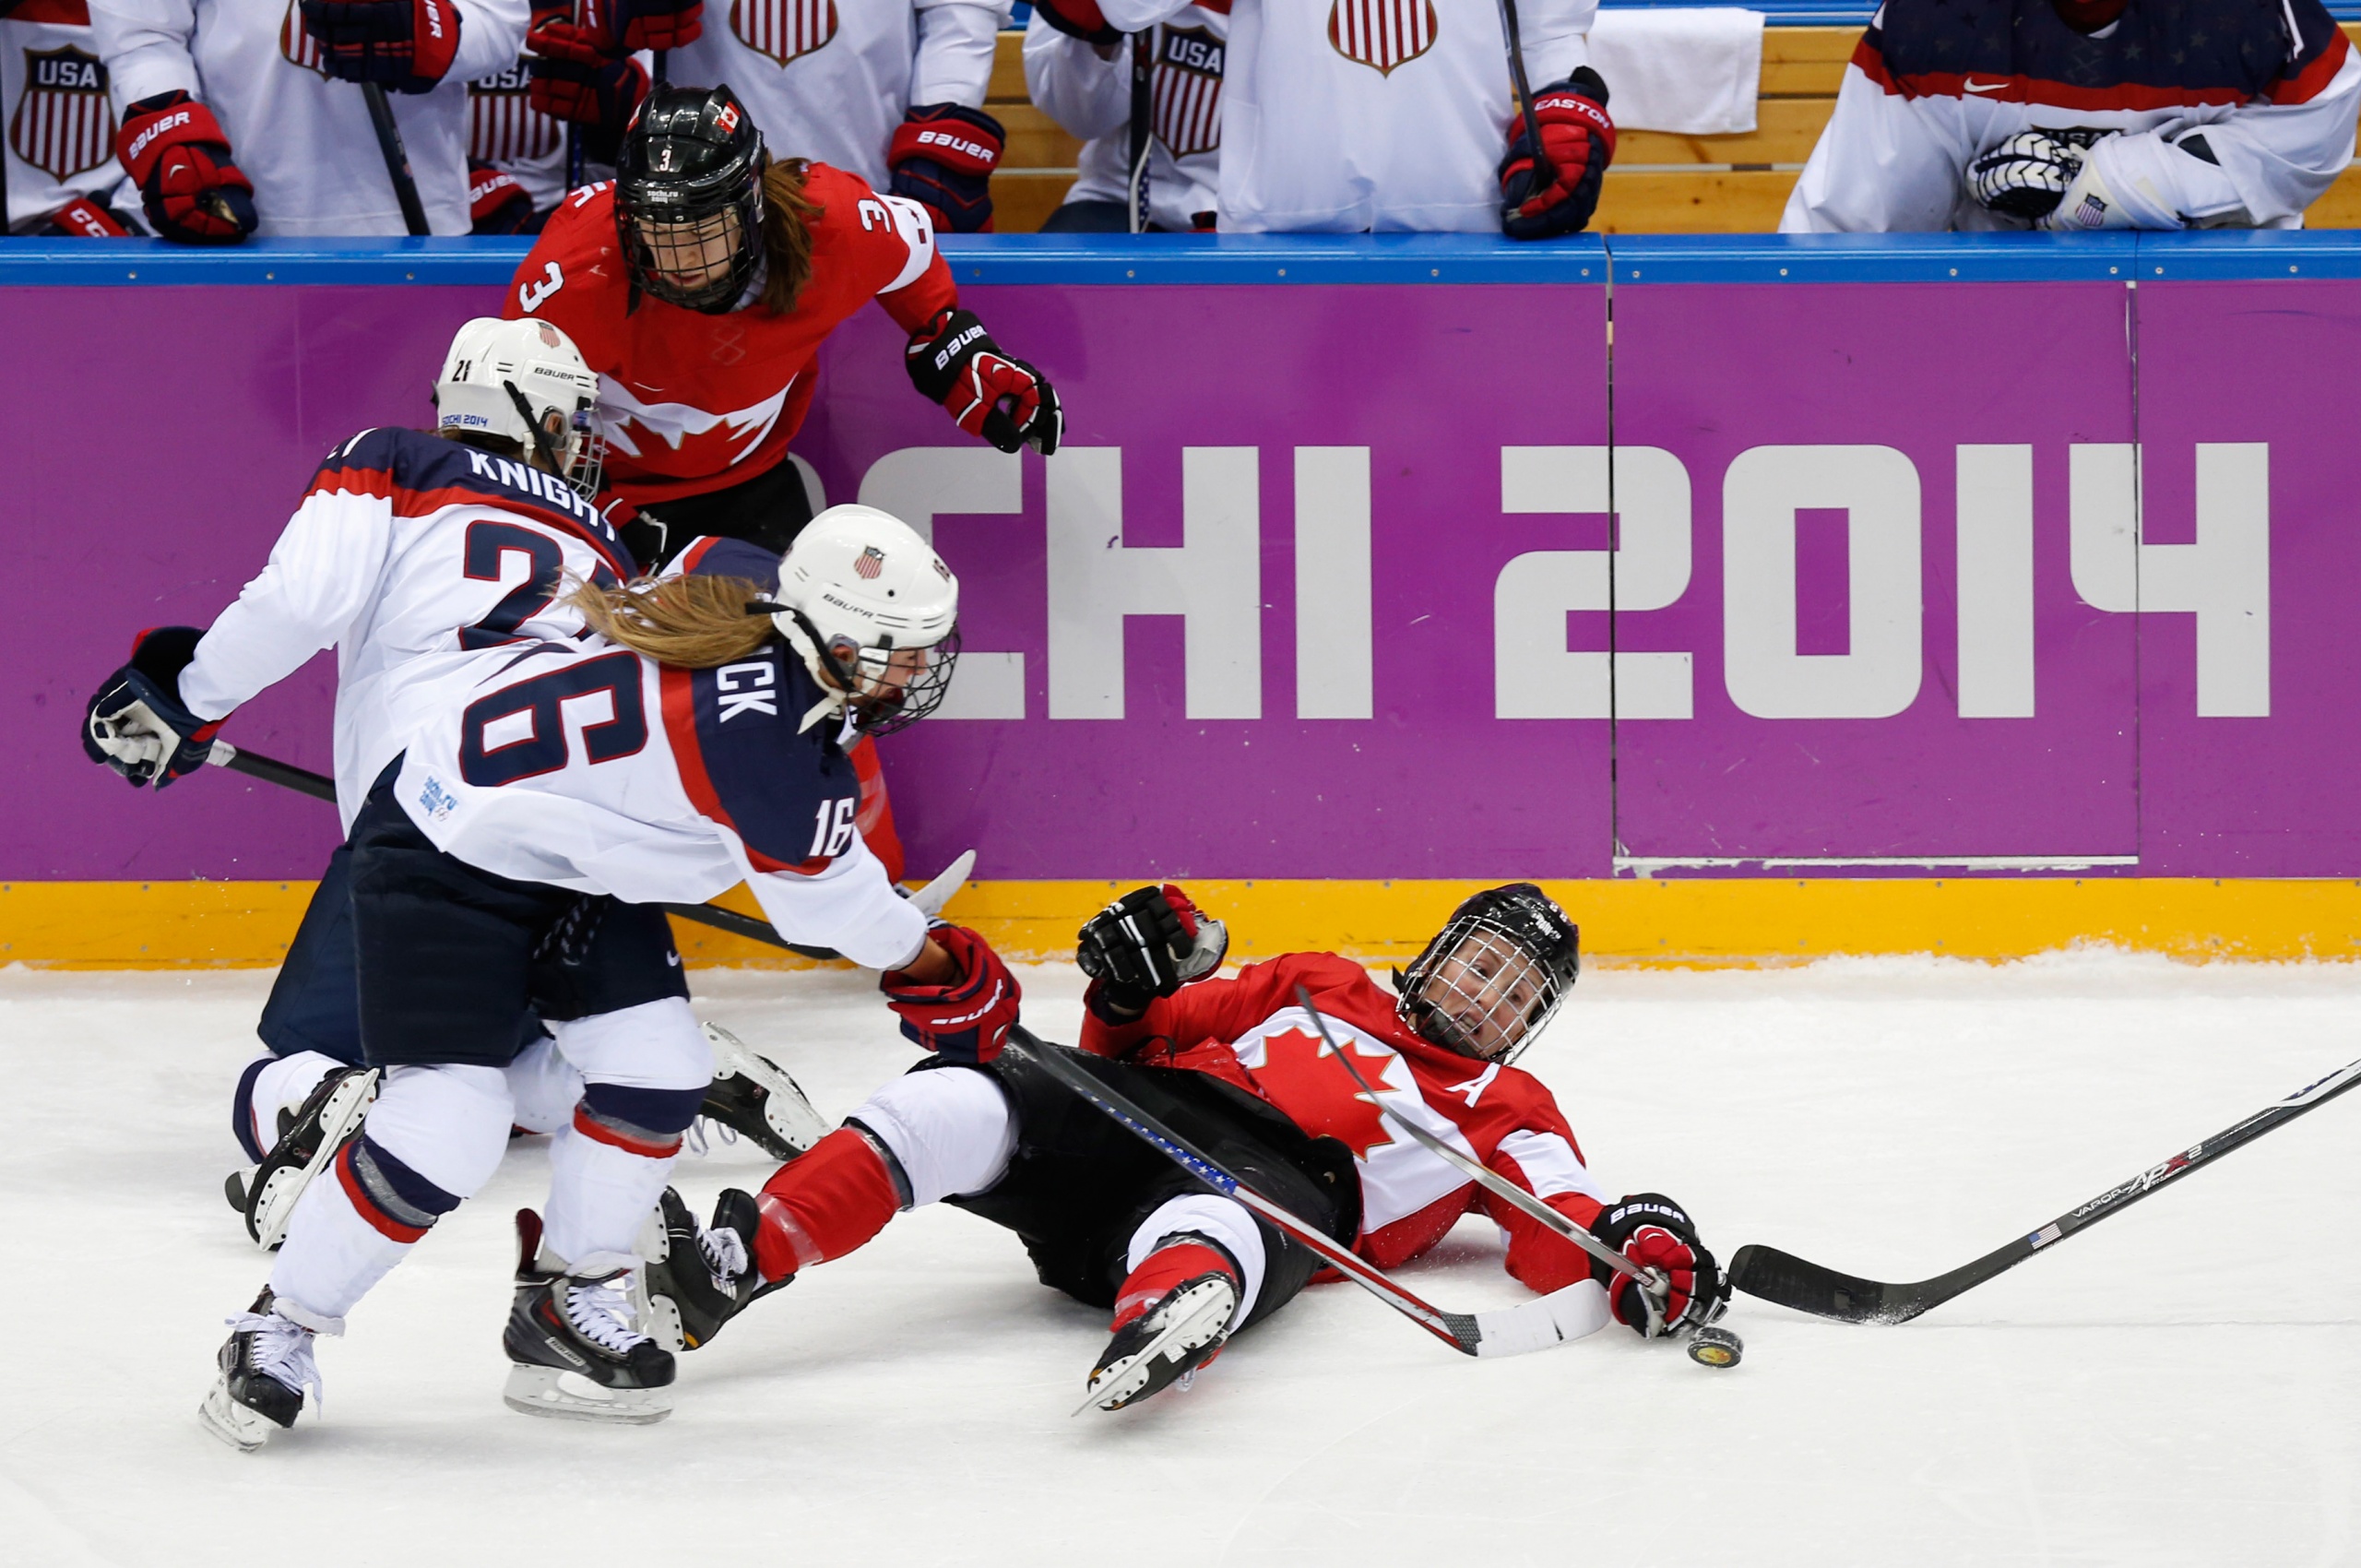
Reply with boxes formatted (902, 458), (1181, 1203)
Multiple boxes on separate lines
(6, 952), (2356, 1566)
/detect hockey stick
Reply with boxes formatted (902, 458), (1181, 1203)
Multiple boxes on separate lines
(1008, 1024), (1607, 1359)
(1490, 0), (1553, 221)
(1126, 32), (1152, 233)
(1287, 986), (1743, 1366)
(1731, 1052), (2361, 1325)
(360, 83), (433, 236)
(201, 741), (974, 963)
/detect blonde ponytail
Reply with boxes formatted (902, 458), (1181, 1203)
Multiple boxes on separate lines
(566, 574), (776, 669)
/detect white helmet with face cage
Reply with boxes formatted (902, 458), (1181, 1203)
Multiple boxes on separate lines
(765, 505), (960, 736)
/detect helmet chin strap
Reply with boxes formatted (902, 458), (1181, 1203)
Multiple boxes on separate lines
(771, 611), (858, 734)
(503, 380), (571, 478)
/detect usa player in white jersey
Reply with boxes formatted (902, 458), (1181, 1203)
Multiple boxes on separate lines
(2, 0), (146, 233)
(1784, 0), (2360, 232)
(525, 0), (1013, 232)
(1030, 0), (1613, 235)
(89, 0), (528, 237)
(134, 494), (1015, 1444)
(1021, 0), (1227, 232)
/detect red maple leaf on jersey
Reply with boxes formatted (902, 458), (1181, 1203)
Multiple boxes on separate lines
(1249, 1027), (1399, 1161)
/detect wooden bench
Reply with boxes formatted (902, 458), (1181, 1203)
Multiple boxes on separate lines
(983, 25), (2361, 234)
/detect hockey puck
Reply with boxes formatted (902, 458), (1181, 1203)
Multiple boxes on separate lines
(1687, 1324), (1744, 1369)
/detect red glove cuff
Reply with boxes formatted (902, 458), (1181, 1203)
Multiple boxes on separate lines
(1032, 0), (1121, 45)
(118, 94), (234, 185)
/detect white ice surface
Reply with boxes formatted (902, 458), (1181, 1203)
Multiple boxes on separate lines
(7, 953), (2361, 1566)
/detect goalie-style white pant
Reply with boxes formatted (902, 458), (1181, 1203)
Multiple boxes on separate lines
(266, 999), (709, 1333)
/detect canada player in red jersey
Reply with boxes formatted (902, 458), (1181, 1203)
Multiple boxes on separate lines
(508, 82), (1056, 877)
(649, 883), (1726, 1411)
(505, 81), (1059, 569)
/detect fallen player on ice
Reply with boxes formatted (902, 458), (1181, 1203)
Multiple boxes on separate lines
(647, 884), (1731, 1410)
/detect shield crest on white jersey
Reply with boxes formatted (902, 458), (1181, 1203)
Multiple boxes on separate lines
(10, 46), (114, 183)
(1327, 0), (1437, 77)
(1152, 26), (1224, 159)
(279, 0), (332, 77)
(730, 0), (839, 67)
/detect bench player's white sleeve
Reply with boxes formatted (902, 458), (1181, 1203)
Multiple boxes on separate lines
(449, 0), (531, 86)
(742, 837), (931, 971)
(1022, 14), (1128, 141)
(89, 0), (199, 107)
(179, 489), (397, 722)
(1517, 0), (1592, 87)
(2081, 46), (2361, 228)
(910, 0), (1009, 108)
(1781, 64), (1969, 232)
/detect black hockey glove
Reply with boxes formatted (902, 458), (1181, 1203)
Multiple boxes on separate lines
(82, 625), (225, 790)
(1968, 129), (2106, 222)
(1587, 1192), (1725, 1337)
(1077, 884), (1228, 1016)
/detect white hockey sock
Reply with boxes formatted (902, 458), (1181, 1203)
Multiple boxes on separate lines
(541, 1123), (678, 1265)
(266, 1064), (513, 1328)
(267, 1169), (413, 1331)
(1126, 1194), (1267, 1326)
(248, 1051), (342, 1150)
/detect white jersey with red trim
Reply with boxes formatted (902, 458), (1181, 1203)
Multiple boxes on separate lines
(1081, 952), (1616, 1295)
(1784, 0), (2361, 232)
(178, 425), (637, 827)
(4, 0), (141, 228)
(1140, 0), (1591, 232)
(89, 0), (528, 234)
(1022, 5), (1228, 232)
(389, 534), (927, 969)
(467, 50), (566, 211)
(658, 0), (1006, 188)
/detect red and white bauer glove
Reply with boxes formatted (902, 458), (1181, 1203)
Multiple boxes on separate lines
(906, 307), (1062, 456)
(1499, 67), (1615, 241)
(116, 92), (256, 245)
(526, 6), (650, 151)
(1587, 1193), (1726, 1336)
(300, 0), (462, 93)
(881, 925), (1023, 1065)
(888, 103), (1005, 233)
(467, 160), (537, 233)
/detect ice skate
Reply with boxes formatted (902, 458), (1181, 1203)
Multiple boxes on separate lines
(640, 1186), (770, 1352)
(1082, 1271), (1239, 1414)
(197, 1289), (321, 1452)
(502, 1209), (676, 1424)
(694, 1023), (829, 1160)
(243, 1066), (378, 1250)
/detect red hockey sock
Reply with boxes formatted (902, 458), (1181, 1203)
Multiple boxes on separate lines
(1111, 1240), (1239, 1333)
(753, 1129), (904, 1282)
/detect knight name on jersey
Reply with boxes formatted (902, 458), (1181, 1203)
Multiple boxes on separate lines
(458, 447), (601, 524)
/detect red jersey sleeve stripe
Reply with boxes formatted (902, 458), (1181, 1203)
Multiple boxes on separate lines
(2274, 27), (2353, 105)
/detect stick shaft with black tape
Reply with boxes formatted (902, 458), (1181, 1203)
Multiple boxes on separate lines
(361, 82), (433, 235)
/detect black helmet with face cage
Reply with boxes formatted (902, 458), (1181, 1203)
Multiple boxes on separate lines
(1394, 884), (1580, 1064)
(613, 84), (765, 315)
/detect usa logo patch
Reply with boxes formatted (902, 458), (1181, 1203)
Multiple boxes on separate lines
(854, 545), (884, 580)
(730, 0), (839, 68)
(1328, 0), (1438, 77)
(10, 46), (114, 184)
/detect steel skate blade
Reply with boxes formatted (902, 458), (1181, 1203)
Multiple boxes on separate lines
(502, 1365), (673, 1425)
(197, 1382), (277, 1453)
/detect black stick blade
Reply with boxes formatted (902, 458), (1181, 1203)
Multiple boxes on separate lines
(1729, 1243), (1917, 1324)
